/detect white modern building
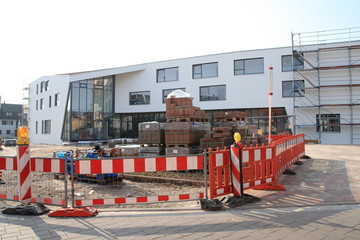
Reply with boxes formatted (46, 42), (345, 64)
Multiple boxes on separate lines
(28, 28), (360, 145)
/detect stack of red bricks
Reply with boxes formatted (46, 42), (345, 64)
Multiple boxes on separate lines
(166, 96), (210, 122)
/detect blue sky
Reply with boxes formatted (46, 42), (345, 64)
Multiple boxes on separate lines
(0, 0), (359, 104)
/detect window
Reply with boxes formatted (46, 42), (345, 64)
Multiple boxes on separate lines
(2, 121), (6, 125)
(45, 80), (49, 91)
(193, 62), (218, 79)
(6, 130), (10, 135)
(316, 114), (340, 132)
(36, 84), (39, 94)
(234, 57), (264, 75)
(36, 121), (38, 134)
(162, 88), (186, 103)
(282, 80), (305, 98)
(129, 91), (150, 105)
(0, 130), (2, 134)
(55, 93), (60, 106)
(40, 98), (44, 109)
(36, 100), (38, 110)
(282, 55), (304, 72)
(42, 120), (51, 134)
(200, 85), (226, 101)
(40, 81), (44, 93)
(49, 95), (51, 108)
(157, 67), (179, 82)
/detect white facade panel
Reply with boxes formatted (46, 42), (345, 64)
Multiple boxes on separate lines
(28, 75), (70, 145)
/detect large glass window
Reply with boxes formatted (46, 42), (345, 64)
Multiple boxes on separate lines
(282, 80), (305, 98)
(200, 85), (226, 101)
(157, 67), (179, 82)
(129, 91), (150, 105)
(316, 114), (340, 132)
(62, 76), (115, 142)
(282, 55), (304, 72)
(234, 57), (264, 75)
(193, 62), (218, 79)
(162, 88), (186, 103)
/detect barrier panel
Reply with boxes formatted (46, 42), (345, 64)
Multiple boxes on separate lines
(0, 156), (19, 201)
(209, 134), (305, 199)
(0, 155), (67, 206)
(72, 155), (206, 207)
(30, 157), (67, 206)
(208, 147), (232, 199)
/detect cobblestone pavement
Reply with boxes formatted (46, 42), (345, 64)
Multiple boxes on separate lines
(0, 144), (360, 239)
(0, 204), (359, 239)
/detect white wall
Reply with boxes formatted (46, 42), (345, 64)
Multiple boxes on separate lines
(29, 75), (70, 145)
(114, 47), (295, 116)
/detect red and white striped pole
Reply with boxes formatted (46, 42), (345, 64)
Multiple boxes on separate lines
(17, 126), (31, 204)
(231, 132), (243, 197)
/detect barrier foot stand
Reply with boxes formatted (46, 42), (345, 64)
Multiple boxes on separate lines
(252, 182), (286, 191)
(200, 199), (223, 211)
(227, 194), (261, 208)
(283, 169), (296, 175)
(2, 203), (50, 215)
(294, 161), (304, 165)
(48, 207), (98, 217)
(301, 155), (311, 159)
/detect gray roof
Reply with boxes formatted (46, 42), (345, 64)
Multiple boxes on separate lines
(0, 103), (23, 120)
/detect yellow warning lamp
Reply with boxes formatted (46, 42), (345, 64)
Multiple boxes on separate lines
(17, 126), (29, 145)
(233, 132), (241, 143)
(258, 129), (263, 135)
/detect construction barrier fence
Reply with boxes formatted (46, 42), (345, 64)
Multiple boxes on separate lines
(72, 155), (206, 207)
(209, 134), (305, 199)
(0, 133), (305, 212)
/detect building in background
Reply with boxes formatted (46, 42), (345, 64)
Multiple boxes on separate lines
(0, 100), (23, 139)
(27, 27), (360, 145)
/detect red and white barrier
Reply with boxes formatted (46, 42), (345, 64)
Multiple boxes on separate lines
(75, 155), (204, 174)
(208, 148), (232, 199)
(17, 145), (31, 204)
(0, 157), (18, 170)
(31, 158), (65, 173)
(76, 193), (205, 207)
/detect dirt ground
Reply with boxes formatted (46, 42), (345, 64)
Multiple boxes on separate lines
(0, 144), (205, 209)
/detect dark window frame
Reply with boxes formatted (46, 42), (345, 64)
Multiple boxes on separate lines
(316, 114), (341, 132)
(129, 91), (151, 105)
(199, 85), (226, 101)
(282, 55), (304, 72)
(234, 57), (264, 75)
(157, 67), (179, 83)
(192, 62), (218, 79)
(282, 80), (305, 98)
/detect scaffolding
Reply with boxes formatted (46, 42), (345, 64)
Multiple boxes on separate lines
(292, 27), (360, 144)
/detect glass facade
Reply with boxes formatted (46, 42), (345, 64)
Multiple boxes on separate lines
(62, 75), (117, 142)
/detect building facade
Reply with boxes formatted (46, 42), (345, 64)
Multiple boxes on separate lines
(0, 102), (23, 139)
(27, 28), (360, 145)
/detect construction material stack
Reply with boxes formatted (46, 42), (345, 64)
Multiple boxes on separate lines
(165, 90), (210, 155)
(200, 111), (246, 151)
(138, 121), (166, 156)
